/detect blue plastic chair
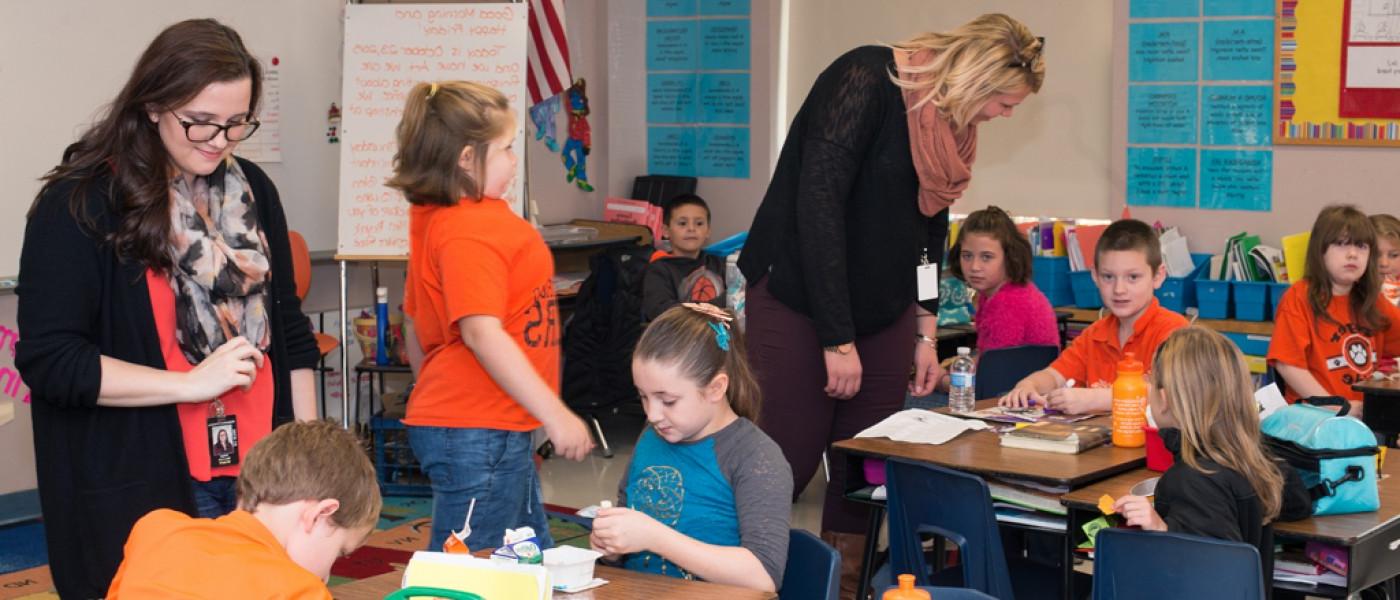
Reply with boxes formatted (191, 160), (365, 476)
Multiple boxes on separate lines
(883, 586), (996, 599)
(974, 344), (1060, 400)
(780, 529), (839, 600)
(883, 458), (1016, 599)
(1093, 528), (1264, 600)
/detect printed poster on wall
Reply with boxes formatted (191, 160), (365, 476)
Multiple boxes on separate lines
(1126, 147), (1197, 208)
(1200, 150), (1272, 211)
(1128, 85), (1197, 144)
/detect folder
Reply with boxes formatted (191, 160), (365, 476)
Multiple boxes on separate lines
(1280, 231), (1311, 284)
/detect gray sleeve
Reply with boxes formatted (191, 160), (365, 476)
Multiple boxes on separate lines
(714, 419), (794, 589)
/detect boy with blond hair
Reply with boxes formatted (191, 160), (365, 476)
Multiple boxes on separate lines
(108, 420), (381, 599)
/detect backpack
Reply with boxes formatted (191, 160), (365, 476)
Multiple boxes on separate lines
(561, 245), (652, 414)
(1261, 397), (1379, 516)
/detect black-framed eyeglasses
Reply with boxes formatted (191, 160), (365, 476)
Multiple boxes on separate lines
(170, 111), (261, 142)
(1009, 36), (1045, 70)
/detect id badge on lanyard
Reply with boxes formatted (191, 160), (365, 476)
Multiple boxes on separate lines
(916, 249), (939, 302)
(207, 399), (239, 468)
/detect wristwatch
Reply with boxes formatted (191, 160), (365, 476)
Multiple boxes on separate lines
(824, 343), (855, 355)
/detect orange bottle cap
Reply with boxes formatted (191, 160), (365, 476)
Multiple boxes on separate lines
(1118, 351), (1144, 374)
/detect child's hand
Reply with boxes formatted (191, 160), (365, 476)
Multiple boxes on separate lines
(588, 532), (622, 562)
(1113, 495), (1166, 531)
(590, 507), (663, 556)
(1045, 387), (1102, 415)
(545, 411), (595, 461)
(1000, 383), (1042, 408)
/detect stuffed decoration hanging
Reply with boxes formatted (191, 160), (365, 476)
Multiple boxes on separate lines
(530, 94), (562, 152)
(563, 78), (594, 192)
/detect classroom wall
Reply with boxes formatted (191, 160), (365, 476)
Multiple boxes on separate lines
(783, 0), (1117, 222)
(1109, 0), (1400, 254)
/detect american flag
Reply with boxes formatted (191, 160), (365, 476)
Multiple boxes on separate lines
(527, 0), (572, 106)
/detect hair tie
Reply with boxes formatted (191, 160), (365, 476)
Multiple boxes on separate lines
(708, 322), (731, 352)
(426, 82), (440, 99)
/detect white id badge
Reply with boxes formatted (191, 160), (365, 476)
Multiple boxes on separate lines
(917, 262), (939, 301)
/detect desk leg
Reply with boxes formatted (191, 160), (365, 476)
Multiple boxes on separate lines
(856, 505), (884, 600)
(339, 260), (350, 430)
(1064, 508), (1082, 600)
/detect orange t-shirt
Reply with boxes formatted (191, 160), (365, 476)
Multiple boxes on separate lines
(107, 509), (330, 599)
(403, 197), (559, 430)
(148, 270), (274, 481)
(1049, 297), (1189, 388)
(1267, 280), (1400, 402)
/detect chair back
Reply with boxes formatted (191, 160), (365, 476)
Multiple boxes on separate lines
(288, 230), (312, 301)
(885, 459), (1015, 599)
(974, 344), (1059, 400)
(780, 529), (839, 600)
(1092, 528), (1264, 600)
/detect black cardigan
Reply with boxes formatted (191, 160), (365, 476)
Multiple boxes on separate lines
(15, 157), (320, 599)
(739, 46), (947, 347)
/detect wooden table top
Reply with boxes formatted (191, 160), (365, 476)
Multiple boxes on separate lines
(1055, 306), (1275, 336)
(1061, 467), (1400, 545)
(331, 562), (778, 600)
(831, 401), (1146, 489)
(1357, 379), (1400, 397)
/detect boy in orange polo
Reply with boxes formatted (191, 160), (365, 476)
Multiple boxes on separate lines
(107, 421), (381, 599)
(1003, 219), (1188, 414)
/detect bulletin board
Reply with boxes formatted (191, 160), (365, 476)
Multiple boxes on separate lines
(1275, 0), (1400, 145)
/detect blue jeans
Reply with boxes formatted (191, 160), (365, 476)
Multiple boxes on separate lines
(190, 476), (238, 518)
(408, 426), (553, 552)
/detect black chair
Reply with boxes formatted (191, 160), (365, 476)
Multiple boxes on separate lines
(974, 345), (1060, 400)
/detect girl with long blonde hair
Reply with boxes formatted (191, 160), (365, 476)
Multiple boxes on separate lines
(1116, 327), (1309, 544)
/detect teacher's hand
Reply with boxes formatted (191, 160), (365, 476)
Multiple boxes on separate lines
(824, 348), (862, 400)
(909, 342), (943, 396)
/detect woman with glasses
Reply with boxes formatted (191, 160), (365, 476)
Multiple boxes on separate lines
(736, 13), (1044, 596)
(16, 19), (319, 598)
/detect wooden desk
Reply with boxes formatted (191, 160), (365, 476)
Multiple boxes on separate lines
(1055, 306), (1275, 336)
(330, 562), (778, 600)
(832, 401), (1145, 599)
(832, 402), (1145, 489)
(1062, 467), (1400, 596)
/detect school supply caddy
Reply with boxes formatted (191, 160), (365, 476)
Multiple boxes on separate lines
(1261, 397), (1379, 516)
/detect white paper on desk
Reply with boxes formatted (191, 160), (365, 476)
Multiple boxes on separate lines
(855, 409), (988, 445)
(1256, 382), (1288, 420)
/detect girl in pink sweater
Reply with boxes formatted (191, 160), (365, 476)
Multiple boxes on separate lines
(950, 207), (1060, 352)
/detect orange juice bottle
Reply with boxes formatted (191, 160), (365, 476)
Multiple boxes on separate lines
(883, 574), (931, 600)
(1112, 352), (1147, 448)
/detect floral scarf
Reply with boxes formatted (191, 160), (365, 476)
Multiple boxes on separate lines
(167, 158), (271, 364)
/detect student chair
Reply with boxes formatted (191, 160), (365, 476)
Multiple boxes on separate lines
(288, 231), (341, 417)
(780, 529), (840, 600)
(974, 344), (1060, 400)
(882, 459), (1016, 599)
(1092, 528), (1264, 600)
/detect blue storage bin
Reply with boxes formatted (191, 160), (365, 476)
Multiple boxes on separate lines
(1233, 281), (1270, 321)
(1069, 270), (1102, 308)
(1269, 282), (1292, 319)
(1156, 253), (1212, 314)
(1195, 272), (1232, 320)
(1222, 331), (1272, 357)
(1032, 256), (1073, 306)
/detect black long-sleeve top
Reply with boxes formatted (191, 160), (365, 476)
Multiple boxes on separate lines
(15, 157), (320, 598)
(738, 46), (947, 346)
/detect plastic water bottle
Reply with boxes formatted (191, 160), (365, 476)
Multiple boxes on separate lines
(948, 347), (976, 413)
(725, 252), (746, 331)
(375, 286), (390, 366)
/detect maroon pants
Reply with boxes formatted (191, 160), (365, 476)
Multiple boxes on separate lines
(747, 277), (915, 533)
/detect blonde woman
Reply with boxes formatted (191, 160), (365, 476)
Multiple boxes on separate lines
(736, 13), (1044, 589)
(1114, 328), (1309, 582)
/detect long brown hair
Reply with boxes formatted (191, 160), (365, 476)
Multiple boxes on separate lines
(947, 206), (1032, 284)
(890, 13), (1045, 131)
(30, 19), (262, 270)
(1304, 205), (1388, 332)
(1153, 327), (1284, 522)
(386, 81), (512, 206)
(633, 305), (762, 421)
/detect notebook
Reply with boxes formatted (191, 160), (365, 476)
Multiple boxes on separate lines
(999, 422), (1111, 455)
